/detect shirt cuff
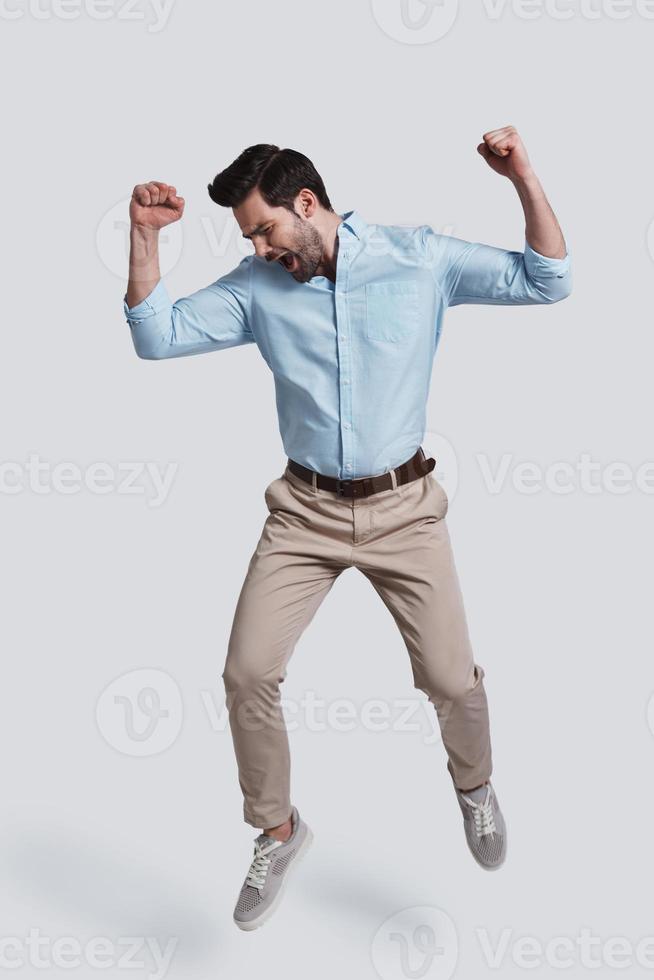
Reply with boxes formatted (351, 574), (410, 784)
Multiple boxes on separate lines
(523, 241), (571, 279)
(123, 279), (171, 321)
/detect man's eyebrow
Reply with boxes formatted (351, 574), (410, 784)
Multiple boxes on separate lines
(242, 223), (268, 240)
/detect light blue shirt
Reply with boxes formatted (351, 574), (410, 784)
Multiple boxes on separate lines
(123, 210), (571, 479)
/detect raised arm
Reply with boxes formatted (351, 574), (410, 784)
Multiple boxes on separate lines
(423, 126), (572, 307)
(477, 125), (567, 260)
(126, 181), (183, 309)
(123, 181), (255, 359)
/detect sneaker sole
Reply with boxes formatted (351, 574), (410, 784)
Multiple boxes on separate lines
(233, 825), (314, 931)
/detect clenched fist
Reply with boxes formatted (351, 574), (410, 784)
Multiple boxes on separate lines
(130, 181), (185, 230)
(477, 126), (533, 183)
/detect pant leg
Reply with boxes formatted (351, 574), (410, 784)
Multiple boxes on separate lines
(222, 471), (350, 829)
(353, 472), (493, 791)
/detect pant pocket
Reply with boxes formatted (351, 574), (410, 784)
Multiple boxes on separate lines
(264, 476), (285, 512)
(427, 476), (449, 520)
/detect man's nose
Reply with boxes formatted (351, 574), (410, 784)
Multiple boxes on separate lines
(254, 240), (273, 259)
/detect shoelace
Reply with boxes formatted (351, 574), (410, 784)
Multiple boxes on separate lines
(245, 838), (281, 890)
(462, 787), (497, 838)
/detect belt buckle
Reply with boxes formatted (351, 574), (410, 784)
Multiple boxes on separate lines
(335, 478), (353, 497)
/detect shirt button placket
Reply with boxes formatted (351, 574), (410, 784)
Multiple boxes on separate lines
(336, 249), (354, 479)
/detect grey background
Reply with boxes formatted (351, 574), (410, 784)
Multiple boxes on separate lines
(2, 0), (653, 977)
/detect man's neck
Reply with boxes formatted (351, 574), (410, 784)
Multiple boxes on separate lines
(314, 212), (345, 282)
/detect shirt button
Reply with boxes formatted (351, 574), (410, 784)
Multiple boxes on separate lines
(344, 422), (351, 429)
(345, 463), (352, 470)
(343, 379), (350, 385)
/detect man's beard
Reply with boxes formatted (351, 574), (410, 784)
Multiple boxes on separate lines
(275, 213), (324, 283)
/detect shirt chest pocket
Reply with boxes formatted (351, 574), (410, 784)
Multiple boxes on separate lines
(365, 280), (419, 343)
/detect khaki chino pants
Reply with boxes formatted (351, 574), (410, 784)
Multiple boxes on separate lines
(222, 461), (493, 829)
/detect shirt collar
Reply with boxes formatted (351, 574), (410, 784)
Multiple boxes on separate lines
(338, 210), (367, 240)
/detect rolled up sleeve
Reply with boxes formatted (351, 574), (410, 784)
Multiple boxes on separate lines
(522, 241), (572, 303)
(123, 279), (174, 358)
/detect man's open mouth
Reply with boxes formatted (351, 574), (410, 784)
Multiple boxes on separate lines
(277, 251), (298, 273)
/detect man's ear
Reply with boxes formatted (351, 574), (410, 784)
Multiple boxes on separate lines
(296, 189), (317, 219)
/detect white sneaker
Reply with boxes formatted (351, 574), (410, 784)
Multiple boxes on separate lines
(233, 806), (313, 930)
(453, 781), (507, 870)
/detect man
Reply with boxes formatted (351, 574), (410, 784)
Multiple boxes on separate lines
(123, 129), (571, 930)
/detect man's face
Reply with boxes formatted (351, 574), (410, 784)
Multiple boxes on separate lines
(235, 189), (323, 283)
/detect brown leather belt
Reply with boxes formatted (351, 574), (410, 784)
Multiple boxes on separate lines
(287, 447), (436, 499)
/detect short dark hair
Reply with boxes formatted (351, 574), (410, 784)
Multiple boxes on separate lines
(207, 144), (333, 213)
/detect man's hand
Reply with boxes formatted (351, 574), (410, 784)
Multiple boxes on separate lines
(477, 126), (534, 183)
(130, 181), (185, 230)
